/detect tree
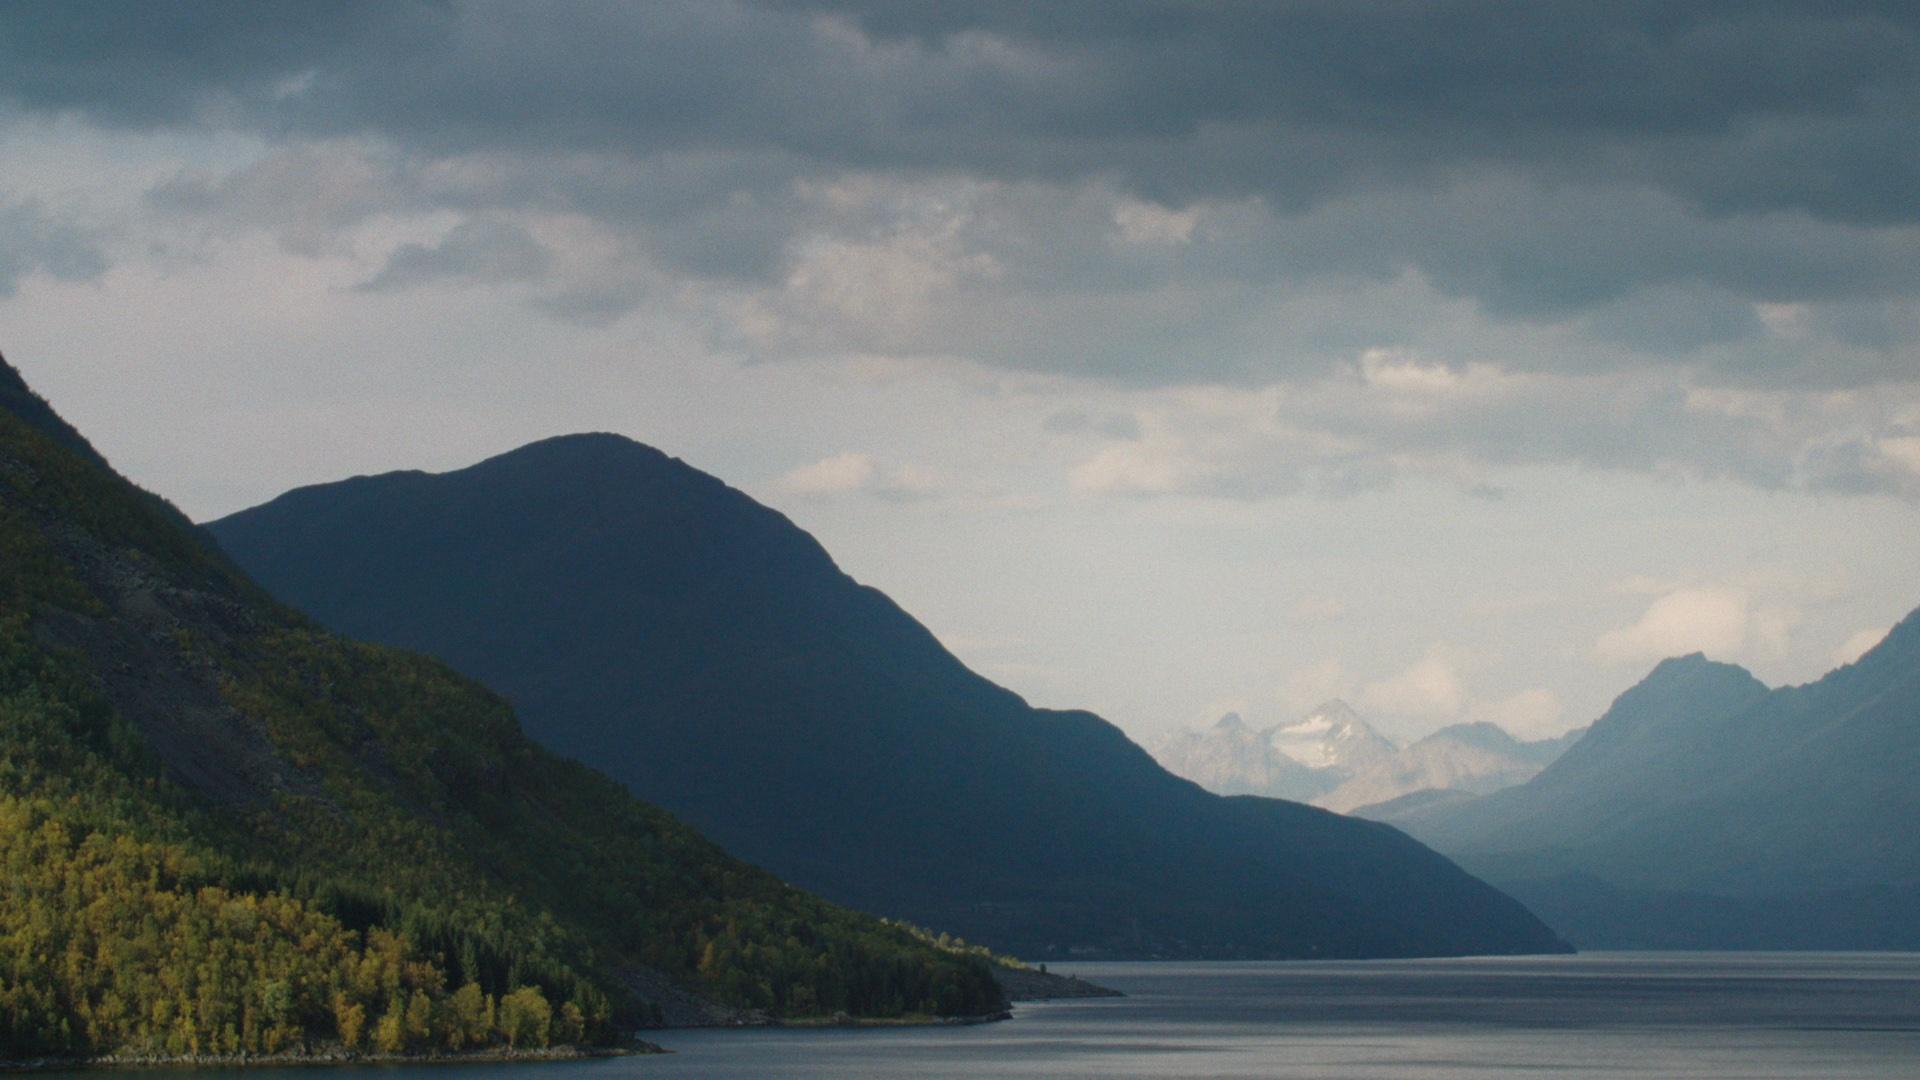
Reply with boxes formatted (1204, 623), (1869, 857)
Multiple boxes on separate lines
(443, 982), (491, 1050)
(497, 986), (550, 1049)
(331, 993), (366, 1050)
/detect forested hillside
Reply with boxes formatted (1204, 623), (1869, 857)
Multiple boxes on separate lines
(0, 356), (1002, 1061)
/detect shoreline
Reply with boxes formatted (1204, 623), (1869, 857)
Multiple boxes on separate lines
(3, 971), (1128, 1071)
(0, 1044), (658, 1073)
(769, 1009), (1015, 1030)
(992, 965), (1126, 1002)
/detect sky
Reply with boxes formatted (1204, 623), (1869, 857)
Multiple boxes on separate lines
(3, 1), (1918, 746)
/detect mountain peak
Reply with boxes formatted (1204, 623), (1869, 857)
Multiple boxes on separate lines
(1634, 651), (1763, 696)
(1573, 650), (1770, 750)
(477, 431), (682, 473)
(1212, 711), (1249, 732)
(1270, 699), (1396, 772)
(1421, 721), (1523, 752)
(1304, 699), (1363, 723)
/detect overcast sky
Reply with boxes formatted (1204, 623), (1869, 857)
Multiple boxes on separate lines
(4, 1), (1918, 744)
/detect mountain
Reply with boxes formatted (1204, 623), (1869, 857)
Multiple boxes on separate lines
(1154, 701), (1577, 812)
(1320, 722), (1586, 814)
(1155, 700), (1395, 803)
(0, 359), (109, 470)
(1149, 711), (1325, 798)
(1270, 700), (1399, 776)
(0, 357), (1006, 1061)
(1374, 638), (1920, 948)
(207, 433), (1568, 962)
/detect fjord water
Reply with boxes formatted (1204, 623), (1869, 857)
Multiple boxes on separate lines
(626, 955), (1920, 1078)
(63, 953), (1916, 1079)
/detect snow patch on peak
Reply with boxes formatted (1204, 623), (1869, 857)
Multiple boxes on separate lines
(1269, 701), (1396, 772)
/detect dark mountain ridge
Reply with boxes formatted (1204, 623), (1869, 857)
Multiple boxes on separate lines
(210, 431), (1567, 961)
(0, 356), (1005, 1060)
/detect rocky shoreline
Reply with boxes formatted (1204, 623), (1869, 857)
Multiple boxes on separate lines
(992, 965), (1126, 1001)
(0, 1043), (659, 1073)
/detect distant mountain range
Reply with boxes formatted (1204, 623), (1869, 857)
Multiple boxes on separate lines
(1155, 701), (1582, 812)
(208, 432), (1567, 962)
(1364, 631), (1920, 949)
(0, 358), (1007, 1061)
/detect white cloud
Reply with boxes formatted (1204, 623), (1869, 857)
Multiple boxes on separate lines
(1067, 438), (1201, 497)
(1293, 596), (1349, 622)
(1112, 199), (1199, 246)
(774, 451), (941, 500)
(1468, 688), (1568, 740)
(1359, 349), (1465, 395)
(1878, 436), (1920, 476)
(1831, 626), (1890, 668)
(1593, 586), (1801, 666)
(1277, 658), (1353, 715)
(1357, 649), (1467, 721)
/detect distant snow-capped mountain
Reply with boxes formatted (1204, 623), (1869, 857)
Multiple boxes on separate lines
(1153, 700), (1581, 811)
(1268, 699), (1399, 774)
(1319, 722), (1584, 813)
(1152, 711), (1326, 798)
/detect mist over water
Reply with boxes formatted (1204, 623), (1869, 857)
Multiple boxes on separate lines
(60, 953), (1919, 1080)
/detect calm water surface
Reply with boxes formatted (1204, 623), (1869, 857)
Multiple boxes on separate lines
(64, 953), (1920, 1079)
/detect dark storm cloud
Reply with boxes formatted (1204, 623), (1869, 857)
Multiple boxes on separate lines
(9, 1), (1916, 219)
(4, 1), (1918, 379)
(0, 1), (434, 126)
(0, 201), (107, 296)
(355, 219), (549, 293)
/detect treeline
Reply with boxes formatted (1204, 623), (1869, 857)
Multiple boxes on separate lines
(0, 620), (603, 1058)
(0, 795), (588, 1057)
(0, 400), (1004, 1060)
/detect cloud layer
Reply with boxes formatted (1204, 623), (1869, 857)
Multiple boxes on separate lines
(6, 3), (1917, 355)
(2, 4), (1917, 495)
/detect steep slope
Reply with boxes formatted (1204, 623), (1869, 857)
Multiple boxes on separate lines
(209, 433), (1567, 961)
(1384, 638), (1920, 948)
(0, 359), (108, 470)
(0, 359), (1003, 1060)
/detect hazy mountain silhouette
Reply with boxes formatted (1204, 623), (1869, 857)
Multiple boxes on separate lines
(1322, 721), (1583, 814)
(1370, 633), (1920, 948)
(1156, 699), (1579, 812)
(1152, 709), (1338, 801)
(209, 433), (1567, 960)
